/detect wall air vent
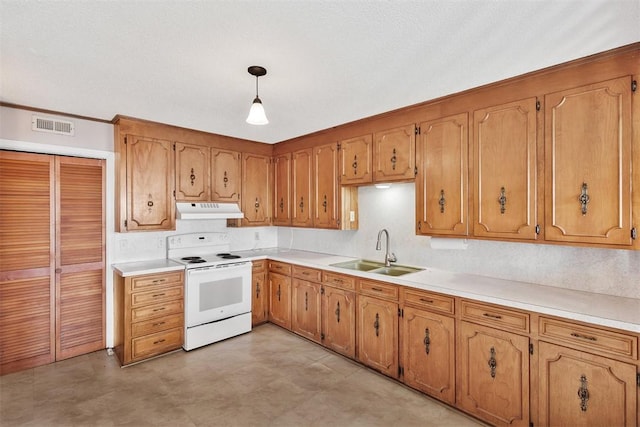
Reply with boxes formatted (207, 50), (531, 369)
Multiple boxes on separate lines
(31, 115), (75, 136)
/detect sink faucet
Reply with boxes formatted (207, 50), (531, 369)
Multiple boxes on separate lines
(376, 228), (397, 267)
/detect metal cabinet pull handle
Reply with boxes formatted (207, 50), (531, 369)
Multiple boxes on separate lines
(190, 168), (196, 185)
(152, 307), (165, 312)
(299, 197), (304, 213)
(373, 313), (380, 337)
(352, 155), (358, 175)
(579, 182), (590, 215)
(483, 312), (503, 319)
(371, 287), (383, 292)
(304, 292), (308, 311)
(439, 189), (445, 213)
(498, 186), (507, 214)
(153, 339), (166, 345)
(147, 200), (154, 207)
(335, 301), (341, 323)
(254, 198), (260, 212)
(279, 198), (284, 212)
(488, 347), (497, 378)
(151, 279), (166, 284)
(577, 375), (589, 412)
(277, 284), (281, 301)
(419, 298), (434, 304)
(152, 293), (166, 298)
(390, 148), (397, 170)
(256, 283), (260, 298)
(570, 332), (597, 341)
(152, 321), (165, 327)
(322, 195), (327, 213)
(423, 328), (431, 355)
(223, 171), (229, 187)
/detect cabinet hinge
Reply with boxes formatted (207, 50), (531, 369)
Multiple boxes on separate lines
(124, 136), (127, 144)
(321, 332), (325, 341)
(173, 143), (176, 151)
(398, 366), (404, 377)
(530, 423), (534, 427)
(124, 219), (128, 228)
(337, 219), (341, 226)
(173, 190), (176, 198)
(536, 100), (541, 111)
(320, 287), (325, 294)
(632, 80), (637, 92)
(529, 343), (534, 355)
(535, 224), (540, 235)
(414, 126), (420, 135)
(631, 227), (637, 240)
(636, 372), (640, 387)
(414, 166), (418, 176)
(337, 142), (341, 151)
(398, 308), (404, 317)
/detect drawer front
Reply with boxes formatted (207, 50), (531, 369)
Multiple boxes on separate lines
(268, 261), (291, 276)
(539, 317), (638, 360)
(292, 265), (322, 282)
(322, 271), (356, 290)
(403, 288), (454, 315)
(131, 327), (183, 361)
(131, 285), (184, 308)
(131, 300), (184, 323)
(460, 300), (529, 333)
(131, 313), (183, 338)
(131, 271), (183, 291)
(359, 279), (399, 301)
(252, 259), (267, 272)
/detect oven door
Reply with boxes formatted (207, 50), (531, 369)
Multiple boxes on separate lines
(185, 262), (252, 328)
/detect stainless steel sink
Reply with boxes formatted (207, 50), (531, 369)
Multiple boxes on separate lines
(330, 259), (423, 277)
(330, 259), (385, 272)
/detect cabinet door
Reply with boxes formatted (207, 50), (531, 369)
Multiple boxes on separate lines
(544, 76), (633, 246)
(373, 124), (416, 182)
(241, 153), (271, 226)
(538, 342), (637, 427)
(175, 142), (210, 201)
(416, 113), (469, 236)
(125, 135), (175, 231)
(291, 279), (322, 343)
(313, 142), (339, 229)
(321, 286), (355, 359)
(357, 295), (398, 378)
(273, 153), (291, 226)
(291, 148), (313, 227)
(268, 272), (291, 329)
(457, 321), (529, 427)
(55, 156), (105, 361)
(473, 98), (539, 240)
(251, 271), (268, 326)
(0, 151), (55, 374)
(211, 148), (241, 203)
(340, 134), (372, 185)
(402, 306), (455, 405)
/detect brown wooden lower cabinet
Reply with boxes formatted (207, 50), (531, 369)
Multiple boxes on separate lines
(251, 260), (268, 326)
(457, 320), (530, 427)
(291, 278), (322, 343)
(268, 270), (291, 329)
(357, 294), (398, 378)
(321, 285), (356, 359)
(538, 341), (637, 427)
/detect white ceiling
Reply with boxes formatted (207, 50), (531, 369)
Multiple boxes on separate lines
(1, 1), (639, 144)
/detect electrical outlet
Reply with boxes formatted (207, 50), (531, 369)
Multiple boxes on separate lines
(254, 231), (260, 241)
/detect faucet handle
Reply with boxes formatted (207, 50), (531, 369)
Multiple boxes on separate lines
(388, 252), (397, 263)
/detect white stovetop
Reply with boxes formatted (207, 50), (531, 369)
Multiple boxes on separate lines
(113, 247), (640, 333)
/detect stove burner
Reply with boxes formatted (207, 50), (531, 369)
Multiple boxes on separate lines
(216, 253), (241, 259)
(181, 256), (206, 264)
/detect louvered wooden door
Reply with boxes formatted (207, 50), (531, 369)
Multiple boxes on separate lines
(0, 151), (56, 374)
(0, 151), (105, 374)
(56, 156), (105, 360)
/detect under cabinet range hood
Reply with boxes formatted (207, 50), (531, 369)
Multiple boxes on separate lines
(176, 202), (244, 220)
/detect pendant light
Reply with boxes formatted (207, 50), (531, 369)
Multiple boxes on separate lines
(246, 65), (269, 125)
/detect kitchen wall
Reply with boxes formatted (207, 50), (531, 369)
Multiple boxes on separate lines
(278, 183), (640, 300)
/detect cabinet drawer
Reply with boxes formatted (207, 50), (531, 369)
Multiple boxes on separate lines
(131, 271), (183, 291)
(131, 285), (184, 308)
(252, 259), (266, 273)
(292, 265), (322, 282)
(268, 261), (291, 275)
(131, 300), (184, 323)
(131, 327), (183, 361)
(131, 313), (183, 338)
(539, 317), (638, 360)
(322, 271), (356, 290)
(359, 279), (399, 301)
(403, 288), (454, 315)
(460, 300), (529, 333)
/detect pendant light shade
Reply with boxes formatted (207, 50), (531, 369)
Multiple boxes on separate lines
(246, 66), (268, 125)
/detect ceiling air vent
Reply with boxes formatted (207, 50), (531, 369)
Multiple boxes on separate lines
(31, 115), (75, 136)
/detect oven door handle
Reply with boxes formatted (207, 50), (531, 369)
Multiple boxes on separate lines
(187, 262), (252, 276)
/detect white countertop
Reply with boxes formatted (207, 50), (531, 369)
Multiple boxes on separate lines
(112, 247), (640, 333)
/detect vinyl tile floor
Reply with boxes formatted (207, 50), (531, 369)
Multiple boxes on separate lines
(1, 324), (486, 426)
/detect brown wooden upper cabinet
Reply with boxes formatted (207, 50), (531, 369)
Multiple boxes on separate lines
(123, 134), (175, 231)
(240, 152), (271, 226)
(339, 134), (373, 185)
(175, 142), (210, 202)
(211, 148), (241, 203)
(473, 97), (539, 241)
(273, 153), (292, 226)
(313, 142), (340, 229)
(373, 124), (416, 182)
(544, 76), (633, 246)
(415, 113), (469, 237)
(291, 148), (313, 227)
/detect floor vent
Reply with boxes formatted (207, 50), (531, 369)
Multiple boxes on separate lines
(31, 115), (75, 136)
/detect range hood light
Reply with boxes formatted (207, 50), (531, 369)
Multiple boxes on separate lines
(176, 202), (244, 220)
